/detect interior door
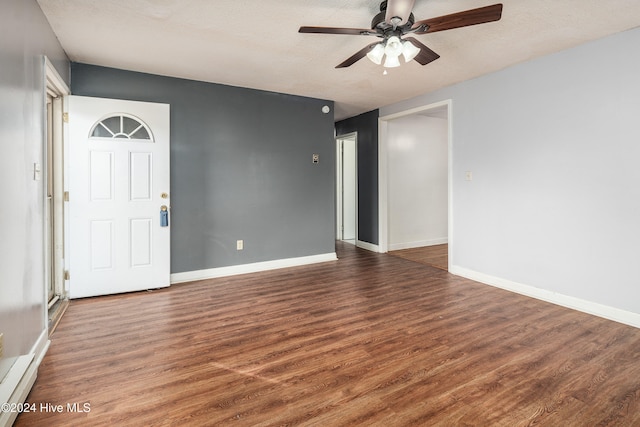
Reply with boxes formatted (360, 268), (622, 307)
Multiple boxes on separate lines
(341, 136), (357, 241)
(68, 96), (170, 298)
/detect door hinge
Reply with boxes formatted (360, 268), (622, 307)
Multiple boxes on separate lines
(64, 191), (69, 202)
(64, 270), (70, 280)
(63, 112), (69, 123)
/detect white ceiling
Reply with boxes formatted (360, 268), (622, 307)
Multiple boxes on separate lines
(37, 0), (640, 121)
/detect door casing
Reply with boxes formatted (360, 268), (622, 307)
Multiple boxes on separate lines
(378, 99), (453, 272)
(44, 57), (70, 312)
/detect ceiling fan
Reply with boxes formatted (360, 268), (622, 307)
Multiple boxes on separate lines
(299, 0), (503, 69)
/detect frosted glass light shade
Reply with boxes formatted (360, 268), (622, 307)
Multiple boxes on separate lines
(402, 40), (421, 62)
(383, 54), (401, 68)
(384, 36), (403, 58)
(366, 43), (385, 65)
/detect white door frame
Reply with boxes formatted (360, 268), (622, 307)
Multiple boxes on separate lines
(335, 132), (358, 243)
(378, 99), (453, 270)
(44, 57), (70, 310)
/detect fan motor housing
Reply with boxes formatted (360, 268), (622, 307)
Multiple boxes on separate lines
(371, 3), (415, 32)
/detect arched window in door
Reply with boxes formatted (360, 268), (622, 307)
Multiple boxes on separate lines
(89, 114), (153, 141)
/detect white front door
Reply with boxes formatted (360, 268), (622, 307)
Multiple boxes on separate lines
(67, 96), (170, 298)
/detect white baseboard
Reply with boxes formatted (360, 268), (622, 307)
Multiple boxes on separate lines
(170, 252), (338, 284)
(0, 330), (50, 427)
(355, 240), (380, 253)
(389, 237), (448, 251)
(450, 266), (640, 329)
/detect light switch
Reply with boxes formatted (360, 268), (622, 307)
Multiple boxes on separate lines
(34, 163), (41, 181)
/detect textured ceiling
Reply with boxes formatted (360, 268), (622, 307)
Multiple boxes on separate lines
(37, 0), (640, 121)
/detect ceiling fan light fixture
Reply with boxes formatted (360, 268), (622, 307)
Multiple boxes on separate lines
(383, 53), (401, 68)
(300, 2), (503, 69)
(402, 40), (420, 62)
(366, 43), (385, 65)
(384, 36), (403, 58)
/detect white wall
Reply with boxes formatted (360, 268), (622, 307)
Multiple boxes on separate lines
(387, 115), (448, 250)
(380, 26), (640, 323)
(0, 0), (69, 403)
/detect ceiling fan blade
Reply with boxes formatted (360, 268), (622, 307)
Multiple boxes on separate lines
(336, 43), (380, 68)
(299, 26), (377, 36)
(403, 37), (440, 65)
(412, 3), (503, 34)
(385, 0), (416, 25)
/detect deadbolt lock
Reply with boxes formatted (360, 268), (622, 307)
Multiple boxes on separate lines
(161, 192), (169, 199)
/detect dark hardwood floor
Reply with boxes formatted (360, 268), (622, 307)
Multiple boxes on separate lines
(390, 244), (448, 271)
(16, 242), (640, 426)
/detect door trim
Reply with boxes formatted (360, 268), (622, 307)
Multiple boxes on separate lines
(378, 99), (453, 271)
(44, 57), (70, 331)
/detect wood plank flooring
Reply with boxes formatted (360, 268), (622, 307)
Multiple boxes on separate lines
(390, 244), (448, 271)
(16, 242), (640, 426)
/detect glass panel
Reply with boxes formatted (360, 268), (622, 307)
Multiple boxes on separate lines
(122, 116), (141, 134)
(91, 122), (114, 138)
(130, 127), (151, 140)
(101, 116), (121, 134)
(90, 115), (152, 141)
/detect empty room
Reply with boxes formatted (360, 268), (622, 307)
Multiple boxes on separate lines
(2, 0), (640, 426)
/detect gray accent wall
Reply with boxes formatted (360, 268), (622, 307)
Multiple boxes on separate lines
(71, 63), (335, 274)
(381, 26), (640, 316)
(0, 0), (69, 381)
(335, 110), (379, 245)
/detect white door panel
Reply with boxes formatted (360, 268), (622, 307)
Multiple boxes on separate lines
(68, 96), (170, 298)
(342, 138), (357, 241)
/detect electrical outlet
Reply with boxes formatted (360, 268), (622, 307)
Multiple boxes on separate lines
(0, 333), (4, 359)
(236, 240), (243, 251)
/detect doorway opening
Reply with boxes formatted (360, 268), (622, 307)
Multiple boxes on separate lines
(44, 58), (70, 333)
(378, 100), (452, 271)
(336, 133), (357, 245)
